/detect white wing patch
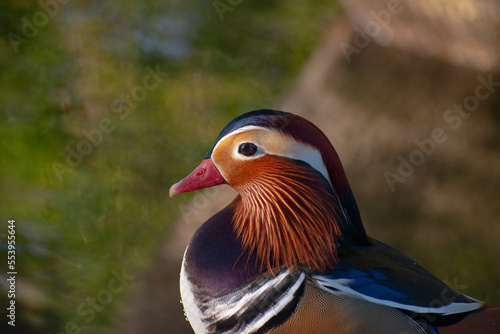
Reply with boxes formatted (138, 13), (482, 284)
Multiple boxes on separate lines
(313, 275), (484, 316)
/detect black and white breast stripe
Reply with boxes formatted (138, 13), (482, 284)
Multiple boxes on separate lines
(197, 269), (306, 334)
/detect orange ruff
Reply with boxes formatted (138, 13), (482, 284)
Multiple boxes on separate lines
(231, 156), (343, 273)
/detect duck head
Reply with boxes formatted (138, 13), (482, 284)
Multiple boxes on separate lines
(170, 109), (369, 272)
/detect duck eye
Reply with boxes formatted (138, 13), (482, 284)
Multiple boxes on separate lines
(238, 142), (258, 157)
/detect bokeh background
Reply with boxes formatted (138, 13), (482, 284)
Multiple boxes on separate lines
(1, 0), (499, 333)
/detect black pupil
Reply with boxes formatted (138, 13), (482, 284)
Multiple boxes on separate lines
(238, 142), (257, 156)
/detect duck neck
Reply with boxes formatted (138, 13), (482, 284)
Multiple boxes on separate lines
(231, 161), (357, 273)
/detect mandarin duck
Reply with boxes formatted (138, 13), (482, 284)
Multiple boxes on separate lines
(170, 109), (499, 334)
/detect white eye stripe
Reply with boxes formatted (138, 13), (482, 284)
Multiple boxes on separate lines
(267, 142), (332, 188)
(213, 126), (267, 160)
(223, 125), (269, 137)
(216, 126), (332, 187)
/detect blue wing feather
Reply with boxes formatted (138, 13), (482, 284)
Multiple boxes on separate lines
(314, 239), (483, 315)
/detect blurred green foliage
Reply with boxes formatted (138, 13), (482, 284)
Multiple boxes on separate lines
(0, 0), (341, 332)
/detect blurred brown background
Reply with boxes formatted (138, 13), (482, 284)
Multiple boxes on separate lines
(1, 1), (499, 333)
(110, 1), (500, 333)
